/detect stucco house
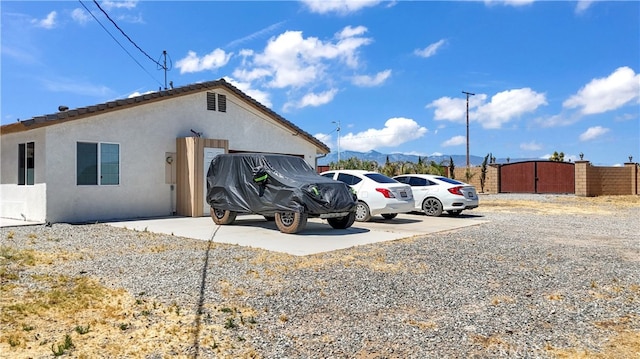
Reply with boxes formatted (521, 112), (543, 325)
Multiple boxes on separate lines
(1, 79), (330, 223)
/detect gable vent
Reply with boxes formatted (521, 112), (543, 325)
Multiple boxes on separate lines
(206, 92), (216, 111)
(218, 94), (227, 113)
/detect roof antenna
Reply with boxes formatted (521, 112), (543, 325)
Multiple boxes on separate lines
(190, 129), (202, 137)
(158, 50), (173, 90)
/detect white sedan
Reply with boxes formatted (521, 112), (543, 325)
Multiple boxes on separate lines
(393, 174), (479, 216)
(321, 170), (415, 222)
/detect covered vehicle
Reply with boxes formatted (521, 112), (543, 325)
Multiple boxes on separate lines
(206, 153), (357, 234)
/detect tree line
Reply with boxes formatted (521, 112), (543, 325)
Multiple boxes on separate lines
(328, 156), (448, 177)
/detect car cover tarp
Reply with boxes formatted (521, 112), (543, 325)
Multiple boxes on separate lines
(206, 153), (356, 215)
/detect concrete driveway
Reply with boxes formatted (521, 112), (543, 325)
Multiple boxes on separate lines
(107, 213), (487, 256)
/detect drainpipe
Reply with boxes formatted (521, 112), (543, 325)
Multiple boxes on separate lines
(315, 153), (328, 172)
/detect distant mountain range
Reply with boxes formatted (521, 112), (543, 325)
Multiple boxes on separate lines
(317, 150), (536, 167)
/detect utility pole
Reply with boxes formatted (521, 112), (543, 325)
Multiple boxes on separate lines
(462, 91), (475, 170)
(332, 120), (341, 165)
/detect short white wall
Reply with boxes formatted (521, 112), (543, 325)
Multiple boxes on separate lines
(1, 128), (47, 221)
(0, 184), (46, 221)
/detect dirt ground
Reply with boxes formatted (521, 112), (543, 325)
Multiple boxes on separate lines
(1, 195), (638, 358)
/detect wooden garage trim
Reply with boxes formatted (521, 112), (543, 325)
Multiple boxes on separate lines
(176, 137), (229, 217)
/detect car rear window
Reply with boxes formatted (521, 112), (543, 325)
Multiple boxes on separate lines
(337, 173), (362, 185)
(364, 173), (398, 184)
(435, 177), (464, 185)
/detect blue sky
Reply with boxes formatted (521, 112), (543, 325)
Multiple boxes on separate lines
(2, 0), (639, 165)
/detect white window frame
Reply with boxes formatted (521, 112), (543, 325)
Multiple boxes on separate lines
(76, 141), (121, 186)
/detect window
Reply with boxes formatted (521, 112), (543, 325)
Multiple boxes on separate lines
(206, 92), (226, 112)
(364, 173), (397, 184)
(18, 142), (35, 185)
(207, 92), (216, 111)
(321, 173), (335, 179)
(77, 142), (120, 185)
(436, 177), (463, 185)
(337, 173), (362, 185)
(408, 177), (428, 187)
(218, 94), (227, 112)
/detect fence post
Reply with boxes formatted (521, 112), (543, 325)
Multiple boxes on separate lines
(625, 161), (638, 195)
(575, 160), (590, 197)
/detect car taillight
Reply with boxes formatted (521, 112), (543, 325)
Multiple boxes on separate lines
(448, 186), (464, 196)
(375, 188), (395, 198)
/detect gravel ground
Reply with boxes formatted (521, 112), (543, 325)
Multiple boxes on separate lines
(2, 194), (639, 358)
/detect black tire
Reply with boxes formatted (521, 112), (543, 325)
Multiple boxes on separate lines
(327, 212), (356, 229)
(355, 201), (372, 222)
(275, 212), (308, 234)
(264, 215), (275, 221)
(210, 207), (237, 225)
(422, 198), (443, 217)
(447, 210), (462, 216)
(381, 213), (398, 220)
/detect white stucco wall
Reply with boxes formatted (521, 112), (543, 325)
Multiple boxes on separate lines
(2, 88), (321, 223)
(0, 128), (47, 221)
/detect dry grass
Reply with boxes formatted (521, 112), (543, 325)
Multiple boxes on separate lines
(479, 195), (640, 215)
(546, 326), (640, 359)
(0, 246), (259, 358)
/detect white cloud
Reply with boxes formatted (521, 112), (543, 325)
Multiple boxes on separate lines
(484, 0), (535, 6)
(176, 49), (232, 74)
(428, 88), (546, 129)
(414, 39), (447, 58)
(340, 117), (427, 152)
(579, 126), (610, 141)
(352, 70), (392, 87)
(520, 141), (542, 151)
(32, 11), (56, 29)
(563, 67), (640, 115)
(476, 88), (547, 128)
(40, 77), (113, 97)
(314, 133), (333, 148)
(128, 90), (155, 98)
(235, 26), (372, 90)
(71, 8), (90, 25)
(575, 0), (594, 14)
(223, 77), (272, 108)
(226, 21), (286, 49)
(101, 0), (138, 10)
(285, 89), (338, 111)
(301, 0), (382, 15)
(534, 113), (581, 128)
(441, 135), (466, 147)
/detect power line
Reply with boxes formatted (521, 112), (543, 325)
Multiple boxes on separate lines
(78, 0), (163, 89)
(91, 0), (164, 69)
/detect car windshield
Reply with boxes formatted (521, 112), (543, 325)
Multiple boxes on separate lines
(435, 177), (464, 185)
(364, 173), (398, 184)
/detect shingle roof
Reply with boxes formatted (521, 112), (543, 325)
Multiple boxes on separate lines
(0, 78), (330, 154)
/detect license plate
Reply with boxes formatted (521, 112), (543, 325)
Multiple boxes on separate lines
(400, 191), (407, 198)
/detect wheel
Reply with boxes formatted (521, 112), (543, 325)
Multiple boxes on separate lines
(210, 207), (237, 225)
(264, 215), (275, 221)
(422, 198), (443, 217)
(327, 212), (356, 229)
(355, 201), (372, 222)
(381, 213), (398, 220)
(447, 210), (462, 216)
(275, 212), (308, 234)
